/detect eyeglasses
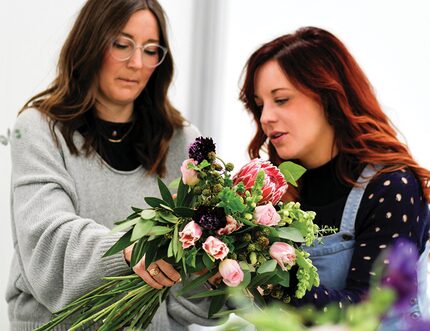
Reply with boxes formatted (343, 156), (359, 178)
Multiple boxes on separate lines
(110, 36), (168, 68)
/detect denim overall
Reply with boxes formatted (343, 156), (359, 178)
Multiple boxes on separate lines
(304, 164), (430, 329)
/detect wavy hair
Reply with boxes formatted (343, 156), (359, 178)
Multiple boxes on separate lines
(21, 0), (184, 176)
(240, 26), (430, 202)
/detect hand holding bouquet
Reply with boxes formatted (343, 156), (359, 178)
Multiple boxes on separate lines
(37, 137), (320, 330)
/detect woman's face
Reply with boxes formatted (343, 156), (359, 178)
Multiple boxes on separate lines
(96, 10), (160, 120)
(255, 60), (337, 169)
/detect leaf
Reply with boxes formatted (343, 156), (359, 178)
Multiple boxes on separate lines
(277, 227), (305, 242)
(103, 229), (133, 257)
(175, 240), (184, 263)
(167, 240), (174, 258)
(279, 161), (306, 187)
(203, 252), (215, 270)
(131, 207), (143, 213)
(144, 240), (161, 268)
(147, 226), (172, 236)
(168, 177), (181, 189)
(257, 259), (277, 274)
(130, 238), (147, 267)
(237, 270), (251, 289)
(108, 217), (141, 235)
(131, 220), (155, 242)
(208, 295), (227, 318)
(144, 197), (167, 208)
(140, 209), (156, 220)
(173, 207), (195, 218)
(188, 287), (228, 299)
(198, 159), (211, 169)
(176, 269), (218, 297)
(276, 268), (290, 287)
(157, 177), (175, 208)
(158, 211), (179, 224)
(175, 178), (189, 207)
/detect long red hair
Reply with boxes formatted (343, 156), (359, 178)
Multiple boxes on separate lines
(240, 26), (430, 202)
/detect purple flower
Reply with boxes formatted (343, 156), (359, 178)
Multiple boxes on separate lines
(381, 238), (418, 311)
(192, 206), (226, 231)
(188, 137), (216, 164)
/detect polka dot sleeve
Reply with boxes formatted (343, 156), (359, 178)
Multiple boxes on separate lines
(291, 169), (429, 308)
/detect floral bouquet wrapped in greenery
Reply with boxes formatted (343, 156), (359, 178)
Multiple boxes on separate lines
(37, 137), (321, 330)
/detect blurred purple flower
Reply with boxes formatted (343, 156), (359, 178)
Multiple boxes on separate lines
(188, 137), (216, 164)
(381, 238), (418, 311)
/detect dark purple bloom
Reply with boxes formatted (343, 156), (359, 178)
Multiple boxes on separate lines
(381, 238), (418, 311)
(188, 137), (216, 164)
(193, 206), (226, 231)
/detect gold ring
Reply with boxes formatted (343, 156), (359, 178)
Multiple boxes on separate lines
(149, 267), (159, 277)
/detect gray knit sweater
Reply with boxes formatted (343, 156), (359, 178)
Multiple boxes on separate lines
(6, 108), (219, 330)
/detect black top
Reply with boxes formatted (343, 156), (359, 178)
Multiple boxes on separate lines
(78, 117), (140, 171)
(291, 157), (430, 308)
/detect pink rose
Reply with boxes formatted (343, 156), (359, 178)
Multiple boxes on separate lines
(269, 242), (296, 271)
(202, 236), (229, 260)
(232, 159), (287, 205)
(254, 202), (281, 226)
(179, 221), (202, 249)
(180, 159), (199, 186)
(217, 215), (242, 235)
(219, 259), (244, 287)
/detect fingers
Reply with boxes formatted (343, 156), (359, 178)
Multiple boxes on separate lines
(208, 271), (222, 287)
(156, 259), (181, 283)
(132, 256), (181, 289)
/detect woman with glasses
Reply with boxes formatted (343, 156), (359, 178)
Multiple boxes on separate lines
(240, 27), (430, 328)
(7, 0), (216, 329)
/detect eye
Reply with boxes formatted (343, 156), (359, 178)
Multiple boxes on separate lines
(143, 45), (161, 57)
(112, 38), (133, 50)
(275, 98), (289, 106)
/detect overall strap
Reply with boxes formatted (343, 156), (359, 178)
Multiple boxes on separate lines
(340, 164), (382, 233)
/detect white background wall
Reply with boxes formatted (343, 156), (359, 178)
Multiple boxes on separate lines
(1, 0), (429, 329)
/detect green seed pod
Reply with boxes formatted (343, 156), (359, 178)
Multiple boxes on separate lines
(202, 189), (211, 196)
(242, 233), (252, 242)
(249, 252), (258, 265)
(225, 163), (234, 172)
(247, 243), (256, 252)
(213, 184), (223, 193)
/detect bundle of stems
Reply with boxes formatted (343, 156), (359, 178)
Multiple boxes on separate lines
(34, 275), (169, 331)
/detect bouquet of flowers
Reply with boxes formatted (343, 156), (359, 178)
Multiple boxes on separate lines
(36, 137), (321, 331)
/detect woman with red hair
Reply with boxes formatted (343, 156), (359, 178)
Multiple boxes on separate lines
(240, 26), (430, 326)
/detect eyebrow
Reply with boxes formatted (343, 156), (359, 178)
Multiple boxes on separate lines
(254, 87), (293, 99)
(119, 32), (160, 43)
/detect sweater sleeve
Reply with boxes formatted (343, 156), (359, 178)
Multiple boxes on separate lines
(291, 169), (429, 308)
(10, 109), (130, 312)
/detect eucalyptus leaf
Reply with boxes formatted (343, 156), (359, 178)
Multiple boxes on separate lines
(158, 211), (179, 223)
(175, 178), (189, 207)
(140, 209), (156, 220)
(173, 225), (179, 257)
(279, 161), (306, 187)
(130, 238), (147, 267)
(108, 217), (141, 235)
(257, 259), (277, 274)
(147, 226), (172, 236)
(277, 227), (305, 242)
(144, 197), (166, 208)
(131, 220), (155, 242)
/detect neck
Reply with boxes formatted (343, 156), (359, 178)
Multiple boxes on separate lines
(301, 145), (339, 169)
(95, 101), (134, 123)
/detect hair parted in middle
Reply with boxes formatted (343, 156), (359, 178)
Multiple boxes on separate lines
(240, 26), (430, 202)
(22, 0), (183, 176)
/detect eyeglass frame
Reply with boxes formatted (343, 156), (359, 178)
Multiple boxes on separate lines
(109, 35), (168, 68)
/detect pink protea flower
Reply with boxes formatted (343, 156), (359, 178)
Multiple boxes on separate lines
(219, 259), (244, 287)
(232, 158), (287, 205)
(202, 236), (229, 260)
(269, 242), (296, 271)
(179, 221), (202, 249)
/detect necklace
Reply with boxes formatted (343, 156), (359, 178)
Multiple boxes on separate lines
(96, 119), (136, 143)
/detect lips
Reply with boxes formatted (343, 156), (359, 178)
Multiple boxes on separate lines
(118, 78), (139, 84)
(268, 131), (287, 144)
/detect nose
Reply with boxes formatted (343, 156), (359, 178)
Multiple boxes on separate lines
(259, 103), (277, 126)
(127, 47), (143, 69)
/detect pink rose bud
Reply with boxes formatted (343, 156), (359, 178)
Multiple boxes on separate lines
(179, 221), (202, 249)
(269, 242), (296, 271)
(254, 202), (281, 226)
(202, 236), (229, 260)
(219, 259), (244, 287)
(180, 159), (199, 186)
(217, 215), (242, 235)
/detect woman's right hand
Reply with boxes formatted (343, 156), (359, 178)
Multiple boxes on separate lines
(124, 246), (181, 289)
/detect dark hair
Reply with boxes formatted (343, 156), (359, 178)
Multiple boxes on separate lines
(240, 26), (430, 202)
(21, 0), (184, 176)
